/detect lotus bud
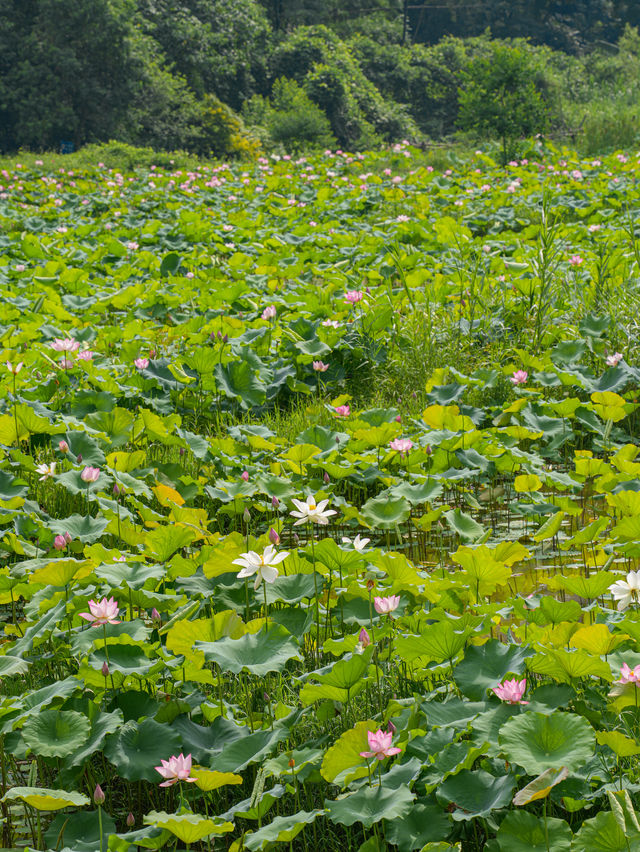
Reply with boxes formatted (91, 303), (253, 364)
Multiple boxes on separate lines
(323, 472), (330, 484)
(358, 627), (371, 648)
(58, 440), (69, 453)
(366, 578), (375, 592)
(217, 330), (222, 339)
(395, 415), (402, 423)
(53, 534), (67, 551)
(386, 720), (396, 734)
(411, 392), (417, 399)
(335, 435), (340, 443)
(269, 527), (280, 545)
(241, 470), (249, 482)
(263, 692), (270, 703)
(151, 607), (161, 625)
(425, 445), (432, 455)
(288, 758), (295, 768)
(223, 334), (228, 344)
(242, 508), (251, 525)
(179, 447), (185, 456)
(126, 812), (135, 827)
(271, 495), (280, 509)
(94, 784), (105, 805)
(293, 532), (299, 546)
(64, 531), (72, 543)
(101, 662), (109, 678)
(113, 483), (120, 496)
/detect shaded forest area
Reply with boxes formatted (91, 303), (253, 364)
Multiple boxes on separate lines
(2, 0), (640, 156)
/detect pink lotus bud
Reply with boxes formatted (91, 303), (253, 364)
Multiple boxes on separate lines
(323, 472), (330, 484)
(269, 527), (280, 545)
(64, 532), (72, 543)
(359, 627), (371, 647)
(58, 440), (69, 453)
(126, 812), (135, 827)
(93, 784), (105, 805)
(243, 508), (251, 523)
(395, 415), (402, 423)
(101, 662), (109, 677)
(113, 483), (120, 496)
(271, 495), (280, 508)
(53, 534), (67, 551)
(151, 608), (161, 625)
(241, 470), (249, 482)
(263, 692), (270, 702)
(386, 720), (396, 734)
(76, 453), (83, 463)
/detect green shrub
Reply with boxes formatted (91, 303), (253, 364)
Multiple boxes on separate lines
(457, 42), (549, 163)
(194, 93), (261, 158)
(265, 78), (335, 151)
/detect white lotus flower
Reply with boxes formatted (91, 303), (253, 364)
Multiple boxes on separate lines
(290, 494), (337, 526)
(232, 544), (289, 590)
(341, 534), (370, 552)
(36, 462), (56, 481)
(609, 570), (640, 611)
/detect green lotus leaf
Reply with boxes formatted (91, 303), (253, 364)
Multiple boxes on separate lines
(454, 639), (533, 700)
(195, 624), (301, 676)
(104, 718), (183, 781)
(215, 359), (267, 409)
(496, 811), (571, 851)
(443, 508), (486, 542)
(48, 514), (109, 543)
(571, 810), (634, 852)
(396, 621), (471, 666)
(144, 525), (195, 561)
(360, 494), (410, 529)
(499, 711), (595, 774)
(144, 811), (233, 844)
(383, 799), (452, 851)
(512, 766), (569, 805)
(436, 770), (515, 819)
(2, 786), (90, 811)
(243, 809), (324, 850)
(326, 782), (415, 828)
(22, 709), (90, 758)
(45, 809), (116, 850)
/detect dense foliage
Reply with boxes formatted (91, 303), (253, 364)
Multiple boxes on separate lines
(4, 0), (640, 155)
(3, 140), (640, 850)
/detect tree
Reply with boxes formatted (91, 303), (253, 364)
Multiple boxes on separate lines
(457, 43), (549, 163)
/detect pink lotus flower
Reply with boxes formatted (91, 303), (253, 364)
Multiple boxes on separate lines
(345, 290), (364, 304)
(58, 440), (69, 453)
(359, 729), (401, 761)
(606, 352), (623, 367)
(334, 405), (350, 417)
(618, 663), (640, 684)
(241, 470), (249, 482)
(262, 305), (276, 320)
(374, 595), (401, 615)
(77, 350), (93, 361)
(510, 370), (528, 386)
(134, 357), (149, 369)
(126, 241), (139, 251)
(79, 597), (120, 626)
(154, 753), (197, 787)
(492, 677), (528, 704)
(81, 466), (100, 483)
(569, 254), (583, 266)
(53, 532), (71, 550)
(51, 338), (80, 353)
(389, 438), (413, 455)
(313, 361), (329, 372)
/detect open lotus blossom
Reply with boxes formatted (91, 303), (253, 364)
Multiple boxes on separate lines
(291, 495), (337, 526)
(334, 405), (350, 417)
(345, 290), (364, 303)
(510, 369), (528, 386)
(6, 361), (23, 374)
(606, 352), (623, 367)
(493, 677), (529, 704)
(79, 597), (120, 626)
(342, 534), (370, 552)
(134, 357), (149, 369)
(81, 466), (100, 483)
(359, 729), (402, 761)
(569, 254), (583, 266)
(374, 595), (401, 615)
(618, 663), (640, 684)
(312, 361), (329, 372)
(609, 571), (640, 611)
(232, 544), (289, 589)
(36, 462), (56, 480)
(77, 349), (93, 361)
(51, 338), (80, 352)
(389, 437), (413, 455)
(154, 753), (197, 787)
(262, 305), (276, 320)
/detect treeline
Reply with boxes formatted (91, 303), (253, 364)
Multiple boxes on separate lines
(2, 0), (640, 157)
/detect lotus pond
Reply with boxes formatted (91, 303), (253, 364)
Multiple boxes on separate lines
(3, 141), (640, 851)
